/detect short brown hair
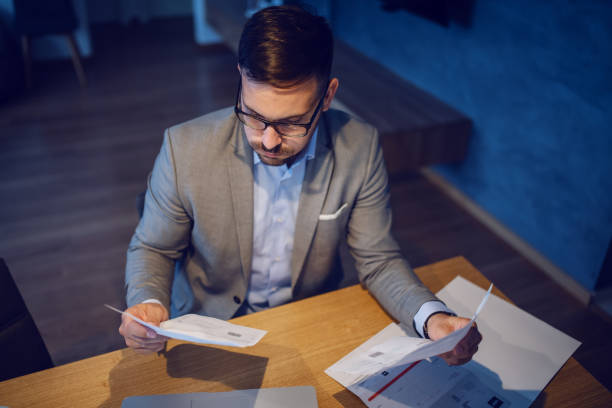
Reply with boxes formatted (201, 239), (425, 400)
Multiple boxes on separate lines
(238, 5), (333, 93)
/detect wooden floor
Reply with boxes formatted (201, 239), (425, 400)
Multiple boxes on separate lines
(1, 18), (610, 392)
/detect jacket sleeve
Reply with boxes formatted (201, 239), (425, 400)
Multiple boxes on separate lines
(125, 128), (192, 310)
(346, 127), (438, 327)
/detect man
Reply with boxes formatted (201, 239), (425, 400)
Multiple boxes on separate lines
(119, 5), (481, 365)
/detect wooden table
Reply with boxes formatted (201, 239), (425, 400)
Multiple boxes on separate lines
(0, 257), (609, 407)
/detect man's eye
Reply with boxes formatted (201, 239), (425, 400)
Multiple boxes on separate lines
(248, 112), (264, 120)
(282, 119), (303, 125)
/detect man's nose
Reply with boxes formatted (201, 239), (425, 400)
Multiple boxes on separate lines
(261, 126), (282, 150)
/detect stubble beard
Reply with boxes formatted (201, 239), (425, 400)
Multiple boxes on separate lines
(252, 141), (294, 166)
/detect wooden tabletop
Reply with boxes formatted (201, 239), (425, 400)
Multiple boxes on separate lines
(0, 257), (609, 407)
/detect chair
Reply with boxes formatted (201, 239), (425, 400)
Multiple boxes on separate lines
(0, 16), (24, 101)
(136, 190), (146, 219)
(12, 0), (87, 88)
(0, 258), (53, 381)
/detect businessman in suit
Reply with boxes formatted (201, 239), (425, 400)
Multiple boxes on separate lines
(119, 5), (481, 365)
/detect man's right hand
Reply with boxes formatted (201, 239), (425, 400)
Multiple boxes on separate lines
(118, 303), (169, 354)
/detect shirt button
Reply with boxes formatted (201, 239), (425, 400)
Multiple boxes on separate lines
(233, 296), (241, 304)
(275, 217), (283, 222)
(274, 257), (281, 262)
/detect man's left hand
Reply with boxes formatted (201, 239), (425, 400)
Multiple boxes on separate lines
(426, 313), (482, 366)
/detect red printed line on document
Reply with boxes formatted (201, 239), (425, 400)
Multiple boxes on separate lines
(367, 360), (422, 402)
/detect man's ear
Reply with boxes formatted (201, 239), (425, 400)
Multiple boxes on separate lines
(322, 78), (339, 111)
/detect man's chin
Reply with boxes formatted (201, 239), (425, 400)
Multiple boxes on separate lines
(258, 153), (287, 166)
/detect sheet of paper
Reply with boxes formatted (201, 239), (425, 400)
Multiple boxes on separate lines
(337, 283), (492, 378)
(121, 386), (318, 408)
(436, 276), (581, 403)
(325, 323), (412, 387)
(338, 334), (430, 377)
(105, 305), (266, 347)
(349, 357), (530, 408)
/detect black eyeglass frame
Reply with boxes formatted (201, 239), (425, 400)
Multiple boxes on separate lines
(234, 80), (329, 138)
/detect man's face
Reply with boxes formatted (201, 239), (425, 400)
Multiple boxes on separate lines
(238, 73), (336, 166)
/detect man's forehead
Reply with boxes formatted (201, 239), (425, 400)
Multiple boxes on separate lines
(241, 75), (319, 96)
(240, 76), (320, 119)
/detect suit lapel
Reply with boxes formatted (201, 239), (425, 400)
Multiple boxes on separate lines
(227, 123), (254, 281)
(291, 115), (334, 287)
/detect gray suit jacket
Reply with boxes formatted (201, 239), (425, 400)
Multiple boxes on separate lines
(126, 107), (438, 326)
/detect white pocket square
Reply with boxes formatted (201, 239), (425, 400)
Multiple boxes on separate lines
(319, 203), (348, 221)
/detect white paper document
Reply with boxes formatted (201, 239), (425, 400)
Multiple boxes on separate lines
(121, 386), (318, 408)
(325, 277), (581, 408)
(436, 277), (581, 403)
(329, 283), (492, 385)
(105, 305), (267, 347)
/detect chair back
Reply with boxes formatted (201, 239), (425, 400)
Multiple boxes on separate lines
(12, 0), (78, 36)
(0, 258), (53, 381)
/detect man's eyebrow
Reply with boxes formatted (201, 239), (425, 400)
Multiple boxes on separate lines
(243, 102), (308, 123)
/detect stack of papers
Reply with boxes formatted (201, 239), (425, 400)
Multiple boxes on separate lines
(325, 277), (581, 407)
(105, 305), (267, 347)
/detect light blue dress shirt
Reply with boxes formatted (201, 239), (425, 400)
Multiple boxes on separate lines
(247, 129), (318, 311)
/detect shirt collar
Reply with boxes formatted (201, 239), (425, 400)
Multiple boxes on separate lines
(253, 127), (318, 167)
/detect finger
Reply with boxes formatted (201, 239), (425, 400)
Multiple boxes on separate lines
(126, 338), (165, 351)
(441, 352), (473, 366)
(457, 327), (482, 354)
(467, 327), (481, 343)
(129, 335), (169, 344)
(135, 340), (166, 353)
(121, 319), (168, 341)
(125, 337), (150, 349)
(454, 341), (477, 359)
(460, 343), (478, 357)
(474, 328), (483, 344)
(124, 335), (162, 348)
(119, 319), (148, 338)
(126, 327), (168, 341)
(124, 331), (166, 346)
(124, 335), (167, 346)
(447, 356), (472, 366)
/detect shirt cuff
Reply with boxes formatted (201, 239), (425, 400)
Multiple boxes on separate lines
(142, 298), (163, 306)
(413, 301), (455, 338)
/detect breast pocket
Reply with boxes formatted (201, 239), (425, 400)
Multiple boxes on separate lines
(318, 203), (348, 221)
(315, 203), (350, 246)
(311, 203), (350, 265)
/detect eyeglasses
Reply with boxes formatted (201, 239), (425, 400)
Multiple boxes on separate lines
(234, 80), (327, 138)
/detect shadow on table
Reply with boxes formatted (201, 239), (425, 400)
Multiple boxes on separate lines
(332, 388), (362, 407)
(164, 343), (268, 386)
(99, 344), (268, 407)
(531, 391), (548, 407)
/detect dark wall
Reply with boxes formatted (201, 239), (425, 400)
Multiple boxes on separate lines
(328, 0), (612, 290)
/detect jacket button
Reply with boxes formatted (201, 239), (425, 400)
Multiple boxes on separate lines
(233, 296), (241, 304)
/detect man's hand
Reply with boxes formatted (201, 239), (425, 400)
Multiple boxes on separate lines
(118, 303), (169, 354)
(426, 313), (482, 366)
